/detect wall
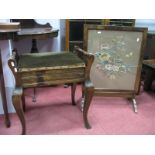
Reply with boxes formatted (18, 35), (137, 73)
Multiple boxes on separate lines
(0, 19), (15, 114)
(0, 19), (65, 114)
(135, 19), (155, 31)
(0, 40), (15, 114)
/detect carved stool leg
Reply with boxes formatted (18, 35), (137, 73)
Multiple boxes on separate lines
(32, 88), (36, 102)
(83, 80), (94, 129)
(82, 84), (84, 98)
(22, 90), (26, 112)
(71, 83), (76, 105)
(12, 88), (26, 135)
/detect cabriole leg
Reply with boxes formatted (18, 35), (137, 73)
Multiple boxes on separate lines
(12, 88), (26, 135)
(83, 81), (94, 129)
(71, 83), (76, 105)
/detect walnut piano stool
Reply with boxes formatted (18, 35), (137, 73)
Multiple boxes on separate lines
(8, 46), (94, 135)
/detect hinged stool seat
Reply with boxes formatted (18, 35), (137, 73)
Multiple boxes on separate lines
(18, 52), (85, 88)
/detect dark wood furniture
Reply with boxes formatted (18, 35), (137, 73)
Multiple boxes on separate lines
(65, 19), (105, 51)
(83, 24), (147, 113)
(0, 23), (20, 127)
(144, 31), (155, 59)
(11, 19), (59, 53)
(143, 59), (155, 91)
(142, 31), (155, 91)
(8, 46), (94, 134)
(104, 19), (135, 27)
(65, 19), (135, 51)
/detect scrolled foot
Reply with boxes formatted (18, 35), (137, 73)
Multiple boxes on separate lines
(83, 113), (91, 129)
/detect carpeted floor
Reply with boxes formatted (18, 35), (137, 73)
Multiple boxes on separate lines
(0, 85), (155, 135)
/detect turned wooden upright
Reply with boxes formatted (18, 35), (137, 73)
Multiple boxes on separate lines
(8, 46), (94, 134)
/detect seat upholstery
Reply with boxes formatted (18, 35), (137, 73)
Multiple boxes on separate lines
(18, 52), (85, 69)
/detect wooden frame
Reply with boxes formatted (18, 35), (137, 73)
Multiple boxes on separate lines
(84, 25), (147, 112)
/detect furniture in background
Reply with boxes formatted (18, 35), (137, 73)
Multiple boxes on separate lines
(8, 46), (94, 135)
(144, 31), (155, 60)
(0, 23), (20, 127)
(65, 19), (135, 51)
(143, 59), (155, 91)
(11, 19), (59, 53)
(65, 19), (104, 51)
(140, 31), (155, 86)
(142, 31), (155, 91)
(83, 24), (147, 113)
(104, 19), (135, 27)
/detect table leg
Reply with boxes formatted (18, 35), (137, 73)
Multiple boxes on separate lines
(0, 75), (10, 127)
(30, 39), (38, 102)
(0, 50), (10, 127)
(32, 87), (36, 102)
(31, 39), (38, 53)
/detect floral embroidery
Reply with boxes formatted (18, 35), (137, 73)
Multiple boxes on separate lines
(95, 36), (135, 80)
